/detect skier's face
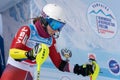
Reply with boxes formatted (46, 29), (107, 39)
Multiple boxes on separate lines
(47, 25), (59, 36)
(45, 18), (65, 38)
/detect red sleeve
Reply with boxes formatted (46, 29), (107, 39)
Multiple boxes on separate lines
(10, 26), (31, 51)
(49, 38), (62, 68)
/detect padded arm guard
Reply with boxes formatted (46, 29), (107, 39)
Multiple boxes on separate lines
(10, 48), (27, 59)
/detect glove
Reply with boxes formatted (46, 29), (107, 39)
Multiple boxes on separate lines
(74, 64), (94, 76)
(26, 44), (42, 60)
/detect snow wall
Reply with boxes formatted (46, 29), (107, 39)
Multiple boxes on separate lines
(0, 13), (5, 77)
(1, 0), (120, 80)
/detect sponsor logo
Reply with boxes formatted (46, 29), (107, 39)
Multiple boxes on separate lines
(16, 27), (28, 43)
(109, 59), (120, 75)
(87, 2), (117, 38)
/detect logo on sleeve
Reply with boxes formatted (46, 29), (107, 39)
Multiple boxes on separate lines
(16, 27), (28, 44)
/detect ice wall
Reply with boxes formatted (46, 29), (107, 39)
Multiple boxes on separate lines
(2, 0), (31, 61)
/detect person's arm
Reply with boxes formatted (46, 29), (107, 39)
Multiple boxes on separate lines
(49, 38), (70, 72)
(9, 26), (48, 61)
(9, 26), (31, 59)
(49, 38), (94, 76)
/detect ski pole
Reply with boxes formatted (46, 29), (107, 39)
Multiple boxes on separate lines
(36, 44), (49, 80)
(89, 61), (100, 80)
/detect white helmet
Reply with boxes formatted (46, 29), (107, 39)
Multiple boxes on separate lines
(42, 4), (66, 23)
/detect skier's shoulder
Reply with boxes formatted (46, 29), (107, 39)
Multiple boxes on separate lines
(19, 25), (31, 31)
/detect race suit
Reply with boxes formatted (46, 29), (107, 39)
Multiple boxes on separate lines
(1, 21), (71, 80)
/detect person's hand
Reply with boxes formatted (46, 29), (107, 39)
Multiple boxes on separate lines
(26, 43), (47, 60)
(80, 63), (94, 76)
(74, 63), (94, 76)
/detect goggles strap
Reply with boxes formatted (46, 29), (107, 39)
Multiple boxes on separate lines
(40, 17), (48, 27)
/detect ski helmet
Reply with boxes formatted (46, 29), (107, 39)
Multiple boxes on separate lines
(42, 4), (66, 23)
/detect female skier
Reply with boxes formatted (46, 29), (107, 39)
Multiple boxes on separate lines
(1, 4), (94, 80)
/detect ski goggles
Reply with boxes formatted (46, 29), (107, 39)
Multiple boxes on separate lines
(46, 18), (65, 31)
